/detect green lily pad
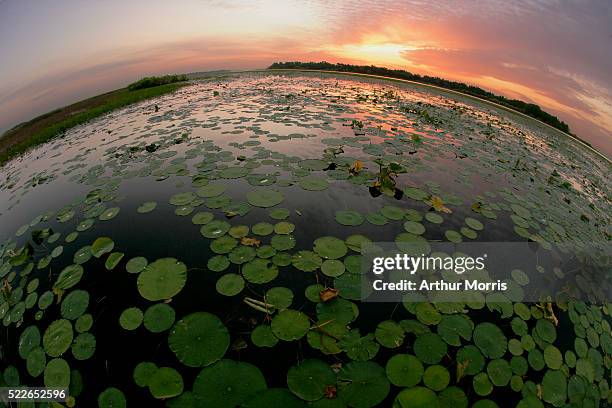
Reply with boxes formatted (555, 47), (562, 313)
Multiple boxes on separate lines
(335, 210), (364, 226)
(207, 255), (230, 272)
(251, 325), (279, 348)
(273, 221), (295, 235)
(473, 372), (493, 396)
(71, 332), (96, 360)
(287, 359), (336, 401)
(265, 287), (293, 309)
(380, 206), (404, 220)
(385, 354), (424, 387)
(269, 208), (290, 220)
(299, 176), (329, 191)
(414, 333), (447, 364)
(98, 388), (126, 408)
(292, 251), (322, 272)
(149, 367), (184, 399)
(133, 361), (158, 387)
(486, 359), (512, 386)
(54, 264), (84, 290)
(99, 207), (120, 221)
(126, 257), (148, 273)
(210, 235), (238, 254)
(252, 222), (275, 236)
(144, 303), (176, 333)
(541, 369), (566, 405)
(228, 245), (257, 264)
(75, 314), (93, 333)
(321, 259), (345, 277)
(43, 319), (73, 357)
(61, 290), (89, 320)
(192, 212), (214, 225)
(337, 361), (390, 408)
(216, 273), (245, 296)
(271, 310), (310, 341)
(119, 307), (143, 330)
(247, 189), (284, 207)
(438, 314), (473, 346)
(229, 225), (250, 238)
(137, 202), (157, 214)
(200, 220), (231, 238)
(193, 359), (267, 407)
(375, 320), (405, 348)
(314, 236), (347, 259)
(543, 345), (563, 369)
(394, 387), (438, 408)
(196, 184), (226, 198)
(423, 365), (450, 391)
(403, 221), (426, 235)
(271, 234), (296, 251)
(105, 252), (124, 270)
(465, 217), (484, 231)
(44, 358), (70, 388)
(340, 330), (380, 361)
(19, 325), (41, 359)
(473, 322), (507, 359)
(137, 258), (187, 301)
(26, 347), (46, 377)
(168, 312), (229, 367)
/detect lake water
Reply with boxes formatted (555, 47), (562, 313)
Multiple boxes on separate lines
(0, 72), (610, 407)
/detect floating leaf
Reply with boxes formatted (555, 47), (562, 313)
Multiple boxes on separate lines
(247, 189), (284, 208)
(137, 258), (187, 301)
(473, 322), (507, 359)
(216, 274), (245, 296)
(271, 310), (310, 341)
(119, 307), (143, 330)
(335, 210), (364, 226)
(43, 319), (73, 357)
(337, 361), (390, 408)
(143, 303), (176, 333)
(149, 367), (184, 399)
(287, 359), (336, 401)
(168, 312), (229, 367)
(193, 359), (267, 406)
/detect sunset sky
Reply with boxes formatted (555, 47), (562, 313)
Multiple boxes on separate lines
(1, 0), (610, 155)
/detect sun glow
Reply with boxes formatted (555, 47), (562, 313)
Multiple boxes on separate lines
(324, 42), (416, 67)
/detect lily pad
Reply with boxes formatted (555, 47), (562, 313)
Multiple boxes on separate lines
(126, 256), (148, 273)
(168, 312), (229, 367)
(105, 252), (124, 270)
(423, 365), (450, 391)
(44, 358), (70, 388)
(119, 307), (143, 330)
(473, 322), (507, 359)
(313, 236), (348, 259)
(143, 303), (176, 333)
(247, 189), (284, 208)
(299, 176), (329, 191)
(60, 290), (89, 320)
(193, 359), (267, 407)
(137, 258), (187, 301)
(137, 202), (157, 214)
(385, 354), (424, 387)
(54, 264), (84, 290)
(216, 273), (245, 296)
(149, 367), (184, 399)
(99, 207), (120, 221)
(98, 388), (126, 408)
(271, 310), (310, 341)
(287, 359), (336, 401)
(414, 333), (447, 364)
(335, 210), (364, 226)
(292, 251), (322, 272)
(337, 361), (390, 408)
(200, 220), (231, 239)
(43, 319), (73, 357)
(71, 332), (96, 360)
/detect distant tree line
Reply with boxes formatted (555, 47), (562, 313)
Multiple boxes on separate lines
(127, 74), (188, 91)
(269, 62), (571, 134)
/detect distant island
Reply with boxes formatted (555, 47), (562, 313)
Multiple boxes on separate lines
(269, 61), (576, 139)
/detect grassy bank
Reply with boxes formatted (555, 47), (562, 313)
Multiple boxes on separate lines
(0, 81), (186, 166)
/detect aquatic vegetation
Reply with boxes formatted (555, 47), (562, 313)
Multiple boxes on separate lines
(0, 73), (609, 407)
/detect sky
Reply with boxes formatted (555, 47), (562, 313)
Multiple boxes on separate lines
(0, 0), (610, 156)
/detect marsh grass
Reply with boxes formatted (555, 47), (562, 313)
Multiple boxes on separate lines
(0, 82), (186, 166)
